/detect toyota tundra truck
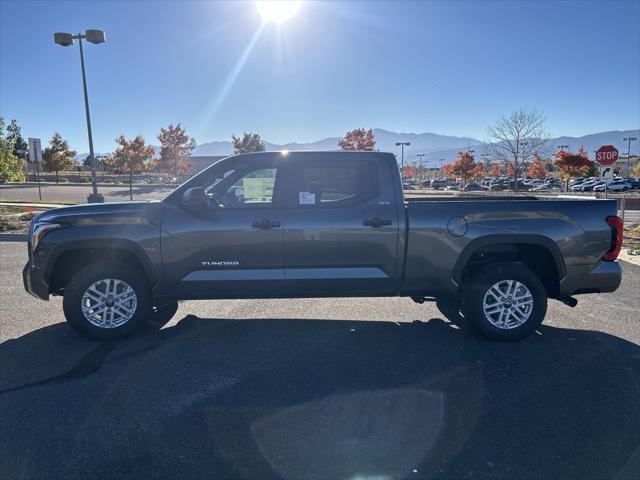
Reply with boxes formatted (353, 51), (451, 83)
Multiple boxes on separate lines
(23, 151), (623, 341)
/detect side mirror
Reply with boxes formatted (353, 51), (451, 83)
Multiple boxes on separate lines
(181, 187), (208, 209)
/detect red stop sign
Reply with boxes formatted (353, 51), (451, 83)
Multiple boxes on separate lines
(596, 145), (619, 166)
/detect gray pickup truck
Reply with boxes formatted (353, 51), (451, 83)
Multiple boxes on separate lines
(23, 151), (623, 341)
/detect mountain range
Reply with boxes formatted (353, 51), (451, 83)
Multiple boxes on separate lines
(76, 128), (639, 166)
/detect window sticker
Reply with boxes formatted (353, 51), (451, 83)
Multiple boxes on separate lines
(299, 191), (316, 205)
(244, 178), (274, 202)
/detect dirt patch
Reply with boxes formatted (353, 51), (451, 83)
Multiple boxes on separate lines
(0, 206), (43, 233)
(624, 224), (640, 255)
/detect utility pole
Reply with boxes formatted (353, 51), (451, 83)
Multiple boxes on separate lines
(515, 140), (529, 191)
(623, 137), (637, 177)
(417, 153), (425, 187)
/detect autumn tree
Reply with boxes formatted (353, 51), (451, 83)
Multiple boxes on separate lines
(506, 163), (515, 177)
(232, 132), (266, 154)
(157, 123), (196, 178)
(554, 146), (593, 189)
(402, 164), (417, 179)
(449, 151), (484, 185)
(338, 128), (376, 151)
(490, 163), (501, 177)
(442, 163), (453, 177)
(42, 132), (76, 184)
(112, 135), (155, 200)
(0, 117), (25, 183)
(527, 154), (547, 179)
(484, 108), (549, 190)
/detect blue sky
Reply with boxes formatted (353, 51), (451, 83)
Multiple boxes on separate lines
(1, 0), (639, 152)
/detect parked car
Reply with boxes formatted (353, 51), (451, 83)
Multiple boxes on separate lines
(604, 180), (632, 191)
(462, 183), (483, 191)
(626, 179), (640, 189)
(569, 178), (585, 187)
(429, 178), (450, 190)
(582, 181), (606, 192)
(572, 180), (600, 191)
(532, 182), (561, 192)
(24, 151), (622, 342)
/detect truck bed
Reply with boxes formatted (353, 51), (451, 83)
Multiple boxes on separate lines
(405, 194), (538, 202)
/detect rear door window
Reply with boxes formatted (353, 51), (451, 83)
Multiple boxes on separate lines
(293, 160), (379, 207)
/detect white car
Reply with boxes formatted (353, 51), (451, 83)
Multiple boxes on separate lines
(532, 182), (561, 191)
(595, 181), (631, 192)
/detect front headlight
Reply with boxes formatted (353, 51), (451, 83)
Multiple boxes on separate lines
(31, 221), (62, 252)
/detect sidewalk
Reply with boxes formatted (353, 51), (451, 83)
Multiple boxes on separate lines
(0, 201), (68, 209)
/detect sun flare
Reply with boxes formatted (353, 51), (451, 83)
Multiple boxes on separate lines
(257, 1), (301, 24)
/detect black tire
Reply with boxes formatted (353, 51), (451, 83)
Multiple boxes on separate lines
(461, 263), (547, 341)
(63, 261), (152, 340)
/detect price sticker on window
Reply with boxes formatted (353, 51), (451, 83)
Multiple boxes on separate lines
(299, 191), (316, 205)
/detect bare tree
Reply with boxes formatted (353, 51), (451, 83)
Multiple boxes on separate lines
(484, 108), (549, 190)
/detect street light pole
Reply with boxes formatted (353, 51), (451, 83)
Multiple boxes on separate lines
(54, 29), (106, 203)
(417, 153), (425, 187)
(77, 35), (100, 200)
(395, 141), (411, 178)
(623, 137), (637, 178)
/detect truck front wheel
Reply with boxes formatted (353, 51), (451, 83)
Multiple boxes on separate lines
(461, 263), (547, 341)
(63, 261), (152, 340)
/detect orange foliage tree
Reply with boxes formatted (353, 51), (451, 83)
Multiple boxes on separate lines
(450, 151), (484, 185)
(157, 123), (196, 177)
(402, 164), (418, 179)
(112, 135), (155, 200)
(554, 146), (593, 188)
(490, 163), (501, 176)
(527, 154), (547, 179)
(338, 128), (376, 151)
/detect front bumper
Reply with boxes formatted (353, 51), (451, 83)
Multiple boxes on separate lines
(559, 261), (622, 296)
(23, 260), (49, 301)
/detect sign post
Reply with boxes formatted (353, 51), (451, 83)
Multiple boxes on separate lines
(596, 145), (619, 199)
(28, 138), (43, 201)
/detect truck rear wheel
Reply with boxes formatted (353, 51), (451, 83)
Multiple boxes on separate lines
(461, 263), (547, 341)
(63, 261), (152, 340)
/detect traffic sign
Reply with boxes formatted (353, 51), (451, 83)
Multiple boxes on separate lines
(28, 138), (42, 163)
(600, 166), (613, 181)
(595, 145), (619, 166)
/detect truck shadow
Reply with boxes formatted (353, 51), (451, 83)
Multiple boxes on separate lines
(1, 315), (639, 480)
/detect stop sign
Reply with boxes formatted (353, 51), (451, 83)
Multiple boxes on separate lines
(595, 145), (619, 166)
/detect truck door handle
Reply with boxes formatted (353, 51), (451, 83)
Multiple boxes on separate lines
(252, 219), (281, 229)
(363, 217), (392, 228)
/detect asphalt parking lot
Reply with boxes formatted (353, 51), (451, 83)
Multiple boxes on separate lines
(1, 240), (639, 479)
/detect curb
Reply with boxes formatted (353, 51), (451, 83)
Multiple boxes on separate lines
(619, 250), (640, 267)
(0, 233), (27, 242)
(0, 202), (65, 209)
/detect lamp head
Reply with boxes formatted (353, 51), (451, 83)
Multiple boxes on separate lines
(85, 29), (106, 44)
(54, 32), (74, 46)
